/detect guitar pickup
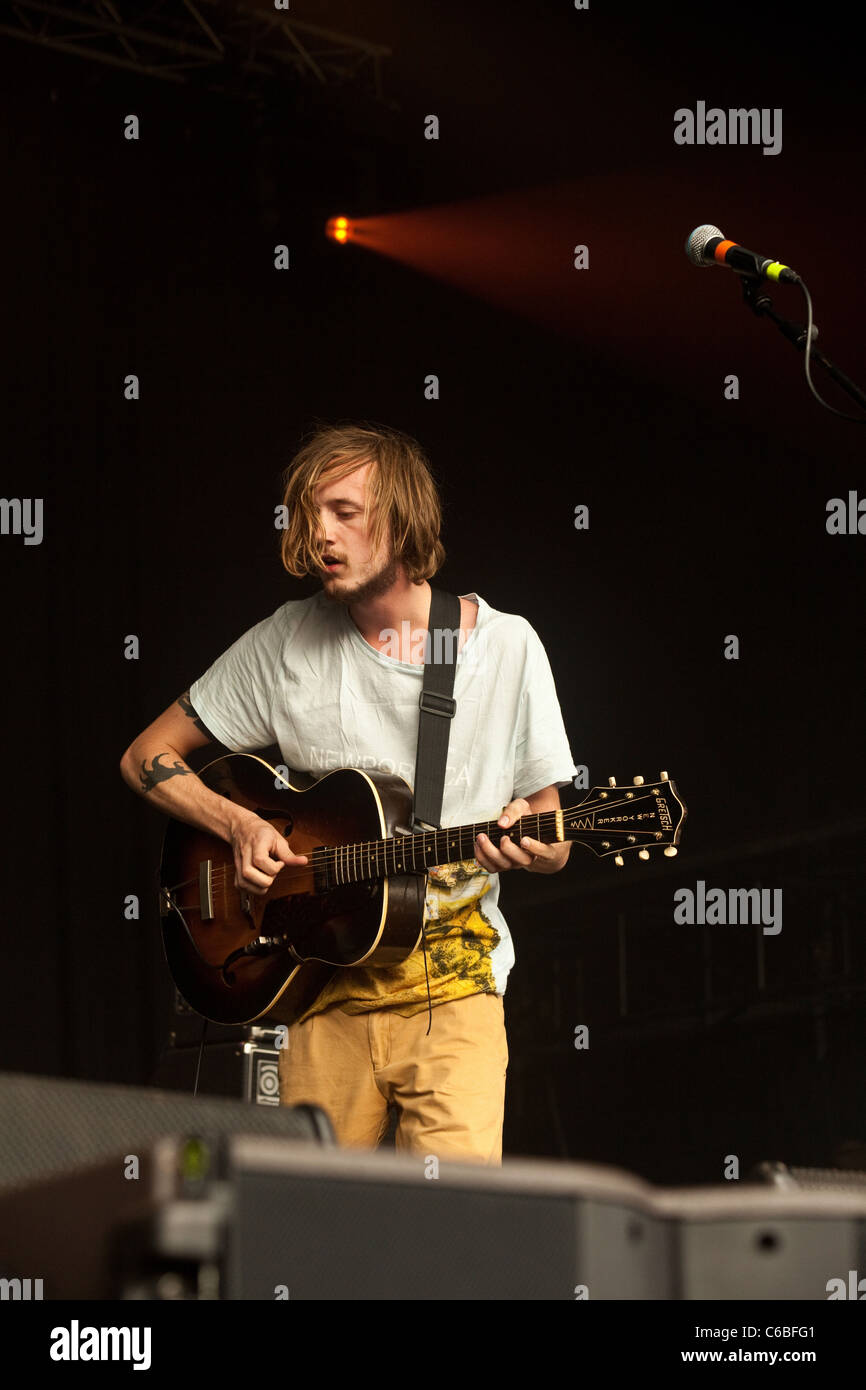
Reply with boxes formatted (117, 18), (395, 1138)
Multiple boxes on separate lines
(199, 860), (214, 922)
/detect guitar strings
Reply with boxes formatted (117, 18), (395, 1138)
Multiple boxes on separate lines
(167, 792), (672, 896)
(168, 809), (564, 896)
(217, 809), (562, 879)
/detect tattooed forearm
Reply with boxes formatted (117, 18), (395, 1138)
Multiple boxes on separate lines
(178, 690), (215, 741)
(139, 753), (193, 793)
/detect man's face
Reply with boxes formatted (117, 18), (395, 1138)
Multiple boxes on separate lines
(312, 461), (399, 605)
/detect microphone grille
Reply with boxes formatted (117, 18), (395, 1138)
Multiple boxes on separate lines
(685, 224), (724, 267)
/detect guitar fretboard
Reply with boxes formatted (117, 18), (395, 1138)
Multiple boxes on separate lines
(311, 780), (683, 884)
(317, 810), (559, 885)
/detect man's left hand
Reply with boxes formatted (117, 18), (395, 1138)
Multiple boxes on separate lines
(474, 798), (568, 874)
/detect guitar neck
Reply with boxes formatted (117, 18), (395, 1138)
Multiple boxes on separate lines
(318, 777), (686, 885)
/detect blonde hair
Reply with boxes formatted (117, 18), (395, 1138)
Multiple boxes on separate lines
(279, 422), (445, 584)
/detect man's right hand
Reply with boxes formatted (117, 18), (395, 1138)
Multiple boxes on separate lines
(230, 810), (309, 895)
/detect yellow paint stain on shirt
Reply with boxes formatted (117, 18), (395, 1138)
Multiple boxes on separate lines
(297, 861), (501, 1021)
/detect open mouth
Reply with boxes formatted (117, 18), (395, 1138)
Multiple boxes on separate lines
(322, 558), (343, 571)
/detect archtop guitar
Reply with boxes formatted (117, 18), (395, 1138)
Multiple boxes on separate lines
(159, 753), (687, 1026)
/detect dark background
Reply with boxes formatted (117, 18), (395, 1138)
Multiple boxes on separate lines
(2, 0), (864, 1183)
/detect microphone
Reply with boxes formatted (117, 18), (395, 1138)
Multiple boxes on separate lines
(685, 224), (800, 283)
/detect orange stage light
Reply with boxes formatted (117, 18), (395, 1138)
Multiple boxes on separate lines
(326, 216), (352, 244)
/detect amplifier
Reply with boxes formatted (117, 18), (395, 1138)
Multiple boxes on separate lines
(151, 1029), (282, 1106)
(4, 1129), (866, 1299)
(0, 1070), (334, 1193)
(750, 1159), (866, 1192)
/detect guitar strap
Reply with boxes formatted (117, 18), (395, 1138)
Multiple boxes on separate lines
(411, 587), (461, 833)
(411, 586), (462, 1037)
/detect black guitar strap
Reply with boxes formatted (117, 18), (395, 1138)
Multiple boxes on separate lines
(411, 587), (461, 833)
(410, 586), (462, 1037)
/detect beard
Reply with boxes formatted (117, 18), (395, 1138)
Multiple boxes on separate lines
(321, 550), (401, 606)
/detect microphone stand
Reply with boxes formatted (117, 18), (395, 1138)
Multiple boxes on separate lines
(740, 276), (866, 413)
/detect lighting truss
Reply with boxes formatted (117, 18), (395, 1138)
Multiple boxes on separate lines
(0, 0), (392, 99)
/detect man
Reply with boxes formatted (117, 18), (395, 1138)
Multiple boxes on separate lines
(120, 422), (577, 1165)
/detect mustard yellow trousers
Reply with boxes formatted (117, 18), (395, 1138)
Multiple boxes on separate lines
(278, 991), (508, 1165)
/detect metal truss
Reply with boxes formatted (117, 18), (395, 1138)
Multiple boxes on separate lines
(0, 0), (392, 99)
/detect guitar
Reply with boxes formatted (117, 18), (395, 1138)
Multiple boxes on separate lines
(159, 753), (687, 1026)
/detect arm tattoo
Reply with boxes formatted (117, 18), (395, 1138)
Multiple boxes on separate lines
(139, 753), (193, 793)
(178, 690), (216, 741)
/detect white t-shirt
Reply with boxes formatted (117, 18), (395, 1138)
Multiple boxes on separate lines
(189, 589), (577, 1014)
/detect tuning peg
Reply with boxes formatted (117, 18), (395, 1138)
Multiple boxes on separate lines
(614, 854), (624, 867)
(608, 776), (617, 787)
(660, 771), (669, 781)
(638, 849), (650, 861)
(633, 775), (644, 785)
(663, 846), (678, 857)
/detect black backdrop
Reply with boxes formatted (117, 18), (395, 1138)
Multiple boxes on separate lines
(2, 0), (865, 1183)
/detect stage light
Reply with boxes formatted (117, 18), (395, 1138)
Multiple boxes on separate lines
(326, 216), (352, 244)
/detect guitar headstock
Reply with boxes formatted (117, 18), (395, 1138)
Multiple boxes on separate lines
(562, 772), (687, 864)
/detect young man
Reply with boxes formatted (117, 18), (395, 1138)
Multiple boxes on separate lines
(120, 422), (577, 1165)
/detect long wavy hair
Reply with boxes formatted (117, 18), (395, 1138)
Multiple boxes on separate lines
(279, 422), (446, 584)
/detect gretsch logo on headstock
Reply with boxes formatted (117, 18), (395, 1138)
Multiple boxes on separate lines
(656, 796), (672, 830)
